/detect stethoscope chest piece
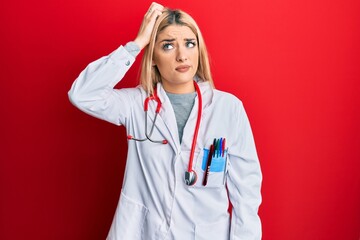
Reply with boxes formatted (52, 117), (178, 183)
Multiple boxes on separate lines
(184, 170), (197, 186)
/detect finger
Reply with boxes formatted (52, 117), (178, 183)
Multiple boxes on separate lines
(150, 2), (164, 10)
(147, 7), (153, 15)
(146, 3), (164, 16)
(149, 9), (163, 20)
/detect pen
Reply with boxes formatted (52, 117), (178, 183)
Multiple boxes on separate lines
(222, 138), (226, 157)
(202, 144), (214, 186)
(219, 138), (223, 157)
(212, 138), (216, 157)
(214, 139), (218, 157)
(223, 146), (228, 185)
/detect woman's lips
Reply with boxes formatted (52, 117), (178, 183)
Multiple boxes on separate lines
(175, 65), (191, 72)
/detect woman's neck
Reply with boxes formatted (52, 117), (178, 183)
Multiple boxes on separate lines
(162, 81), (195, 94)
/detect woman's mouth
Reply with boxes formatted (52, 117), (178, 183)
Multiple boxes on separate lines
(175, 65), (191, 72)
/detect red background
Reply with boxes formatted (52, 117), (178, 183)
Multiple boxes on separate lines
(1, 0), (359, 239)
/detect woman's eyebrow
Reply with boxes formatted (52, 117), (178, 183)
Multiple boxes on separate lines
(159, 38), (196, 43)
(159, 38), (176, 43)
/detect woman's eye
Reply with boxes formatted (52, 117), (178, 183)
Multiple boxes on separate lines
(162, 43), (174, 50)
(186, 41), (196, 48)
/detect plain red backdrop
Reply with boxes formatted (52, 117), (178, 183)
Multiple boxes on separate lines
(1, 0), (359, 239)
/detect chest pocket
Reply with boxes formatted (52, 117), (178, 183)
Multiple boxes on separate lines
(193, 146), (228, 188)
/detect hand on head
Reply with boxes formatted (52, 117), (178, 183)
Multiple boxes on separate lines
(134, 2), (164, 50)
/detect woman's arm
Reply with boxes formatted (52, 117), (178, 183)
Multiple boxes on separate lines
(68, 2), (164, 126)
(227, 102), (263, 240)
(68, 44), (139, 126)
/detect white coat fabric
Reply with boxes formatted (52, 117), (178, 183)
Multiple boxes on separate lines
(68, 45), (262, 240)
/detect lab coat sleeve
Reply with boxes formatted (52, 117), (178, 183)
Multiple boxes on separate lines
(227, 102), (262, 240)
(68, 45), (136, 126)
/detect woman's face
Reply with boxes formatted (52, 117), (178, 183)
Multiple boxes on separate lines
(153, 25), (199, 93)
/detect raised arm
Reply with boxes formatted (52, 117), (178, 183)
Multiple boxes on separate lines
(68, 2), (164, 126)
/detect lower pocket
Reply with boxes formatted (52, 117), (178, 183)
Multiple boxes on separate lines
(195, 218), (230, 240)
(107, 192), (149, 240)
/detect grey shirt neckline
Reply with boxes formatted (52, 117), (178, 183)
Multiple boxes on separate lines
(166, 91), (197, 143)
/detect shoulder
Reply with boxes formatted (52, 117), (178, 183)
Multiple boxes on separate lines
(213, 89), (244, 108)
(210, 89), (246, 122)
(198, 81), (244, 110)
(211, 89), (251, 127)
(113, 85), (147, 102)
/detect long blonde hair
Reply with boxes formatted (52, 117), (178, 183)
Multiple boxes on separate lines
(139, 8), (214, 95)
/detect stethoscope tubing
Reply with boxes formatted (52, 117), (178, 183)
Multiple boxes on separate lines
(128, 81), (203, 185)
(187, 82), (202, 173)
(129, 110), (167, 144)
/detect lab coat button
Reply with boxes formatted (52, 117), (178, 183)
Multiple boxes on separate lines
(125, 60), (130, 66)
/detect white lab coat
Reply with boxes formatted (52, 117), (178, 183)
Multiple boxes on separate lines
(68, 45), (262, 240)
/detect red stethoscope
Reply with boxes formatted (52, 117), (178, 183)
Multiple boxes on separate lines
(127, 81), (202, 186)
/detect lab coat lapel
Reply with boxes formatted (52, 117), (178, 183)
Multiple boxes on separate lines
(157, 84), (181, 151)
(177, 81), (214, 151)
(197, 81), (213, 109)
(146, 83), (180, 152)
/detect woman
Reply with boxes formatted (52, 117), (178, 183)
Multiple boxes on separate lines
(69, 2), (262, 239)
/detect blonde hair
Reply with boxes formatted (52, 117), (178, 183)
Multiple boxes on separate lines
(139, 8), (214, 94)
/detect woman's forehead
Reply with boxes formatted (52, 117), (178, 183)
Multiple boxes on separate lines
(157, 25), (196, 41)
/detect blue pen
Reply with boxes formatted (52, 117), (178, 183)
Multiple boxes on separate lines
(218, 138), (223, 157)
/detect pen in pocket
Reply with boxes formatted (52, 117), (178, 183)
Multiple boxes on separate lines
(202, 144), (214, 186)
(222, 138), (226, 157)
(223, 147), (228, 185)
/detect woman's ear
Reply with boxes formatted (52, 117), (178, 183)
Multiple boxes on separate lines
(152, 59), (156, 67)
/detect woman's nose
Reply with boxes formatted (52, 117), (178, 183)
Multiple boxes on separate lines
(176, 47), (188, 62)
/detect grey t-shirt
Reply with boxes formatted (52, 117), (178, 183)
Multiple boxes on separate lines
(166, 92), (196, 143)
